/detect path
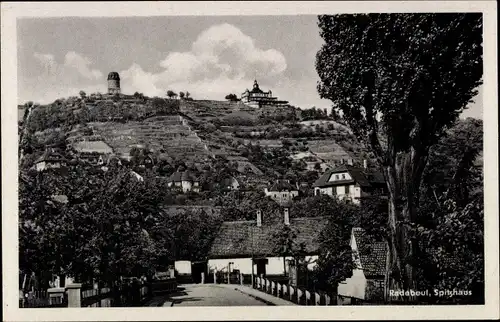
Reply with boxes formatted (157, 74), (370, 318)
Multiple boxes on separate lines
(169, 284), (267, 306)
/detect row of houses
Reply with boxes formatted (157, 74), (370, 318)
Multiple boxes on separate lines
(174, 207), (387, 303)
(34, 147), (386, 206)
(33, 148), (388, 302)
(263, 162), (386, 205)
(202, 162), (388, 302)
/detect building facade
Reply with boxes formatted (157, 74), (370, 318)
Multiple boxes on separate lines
(167, 170), (200, 193)
(107, 72), (121, 95)
(313, 164), (386, 204)
(241, 80), (289, 108)
(208, 209), (327, 278)
(264, 180), (299, 204)
(34, 149), (66, 172)
(338, 227), (387, 303)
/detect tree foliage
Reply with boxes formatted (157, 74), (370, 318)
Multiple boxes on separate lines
(166, 90), (177, 99)
(225, 93), (239, 102)
(316, 13), (483, 296)
(414, 118), (484, 303)
(19, 165), (172, 287)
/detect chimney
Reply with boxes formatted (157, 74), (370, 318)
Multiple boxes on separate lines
(256, 209), (262, 227)
(340, 159), (344, 165)
(284, 208), (290, 225)
(363, 159), (368, 169)
(347, 158), (353, 166)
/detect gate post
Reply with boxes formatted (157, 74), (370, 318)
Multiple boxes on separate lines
(66, 283), (82, 307)
(201, 272), (205, 284)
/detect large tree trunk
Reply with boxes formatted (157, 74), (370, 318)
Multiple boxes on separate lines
(384, 146), (427, 303)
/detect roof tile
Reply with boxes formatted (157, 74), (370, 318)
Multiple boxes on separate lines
(353, 227), (387, 277)
(209, 217), (328, 258)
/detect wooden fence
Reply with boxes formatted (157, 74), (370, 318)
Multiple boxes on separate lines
(253, 276), (338, 306)
(19, 278), (177, 308)
(19, 289), (67, 308)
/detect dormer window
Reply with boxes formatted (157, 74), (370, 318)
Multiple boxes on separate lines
(342, 174), (346, 179)
(335, 174), (340, 180)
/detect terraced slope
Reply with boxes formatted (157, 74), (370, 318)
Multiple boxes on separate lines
(89, 115), (210, 162)
(180, 100), (245, 122)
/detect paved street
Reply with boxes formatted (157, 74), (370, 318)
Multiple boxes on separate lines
(169, 284), (267, 306)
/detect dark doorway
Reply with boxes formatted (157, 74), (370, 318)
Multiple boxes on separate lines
(191, 261), (207, 284)
(255, 258), (268, 276)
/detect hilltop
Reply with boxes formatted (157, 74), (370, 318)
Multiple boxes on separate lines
(18, 93), (372, 196)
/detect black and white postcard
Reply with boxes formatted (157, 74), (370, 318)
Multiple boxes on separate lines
(2, 1), (498, 321)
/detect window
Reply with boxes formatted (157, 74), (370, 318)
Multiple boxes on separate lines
(342, 174), (346, 179)
(335, 174), (340, 180)
(373, 280), (385, 290)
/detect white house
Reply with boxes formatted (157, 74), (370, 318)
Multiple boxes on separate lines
(34, 149), (66, 172)
(338, 227), (387, 303)
(264, 180), (299, 204)
(240, 80), (289, 108)
(167, 170), (200, 193)
(313, 164), (386, 204)
(207, 208), (327, 280)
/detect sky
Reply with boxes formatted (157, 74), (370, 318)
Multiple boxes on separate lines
(17, 16), (482, 119)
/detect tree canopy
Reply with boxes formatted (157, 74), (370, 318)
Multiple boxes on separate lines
(316, 13), (483, 298)
(19, 165), (172, 287)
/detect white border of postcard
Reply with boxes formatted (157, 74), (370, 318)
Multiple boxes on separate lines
(2, 1), (498, 321)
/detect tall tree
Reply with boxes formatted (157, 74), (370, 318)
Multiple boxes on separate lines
(316, 13), (483, 299)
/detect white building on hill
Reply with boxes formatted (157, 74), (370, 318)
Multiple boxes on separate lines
(241, 80), (289, 108)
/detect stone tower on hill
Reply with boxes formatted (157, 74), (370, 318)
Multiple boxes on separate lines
(107, 72), (121, 95)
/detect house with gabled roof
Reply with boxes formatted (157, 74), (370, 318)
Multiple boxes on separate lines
(264, 180), (299, 204)
(208, 208), (328, 279)
(71, 140), (115, 166)
(34, 148), (67, 172)
(167, 169), (200, 193)
(338, 227), (388, 303)
(313, 163), (386, 204)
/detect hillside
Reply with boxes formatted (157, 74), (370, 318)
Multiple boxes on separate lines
(88, 115), (210, 162)
(19, 95), (370, 190)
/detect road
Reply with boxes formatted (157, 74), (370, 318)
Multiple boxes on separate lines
(169, 284), (267, 306)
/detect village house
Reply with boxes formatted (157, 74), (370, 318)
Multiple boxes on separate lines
(34, 148), (67, 172)
(241, 80), (289, 108)
(264, 180), (299, 204)
(338, 227), (387, 304)
(313, 162), (386, 204)
(71, 140), (114, 165)
(220, 176), (240, 191)
(207, 208), (328, 282)
(290, 151), (329, 172)
(167, 169), (200, 193)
